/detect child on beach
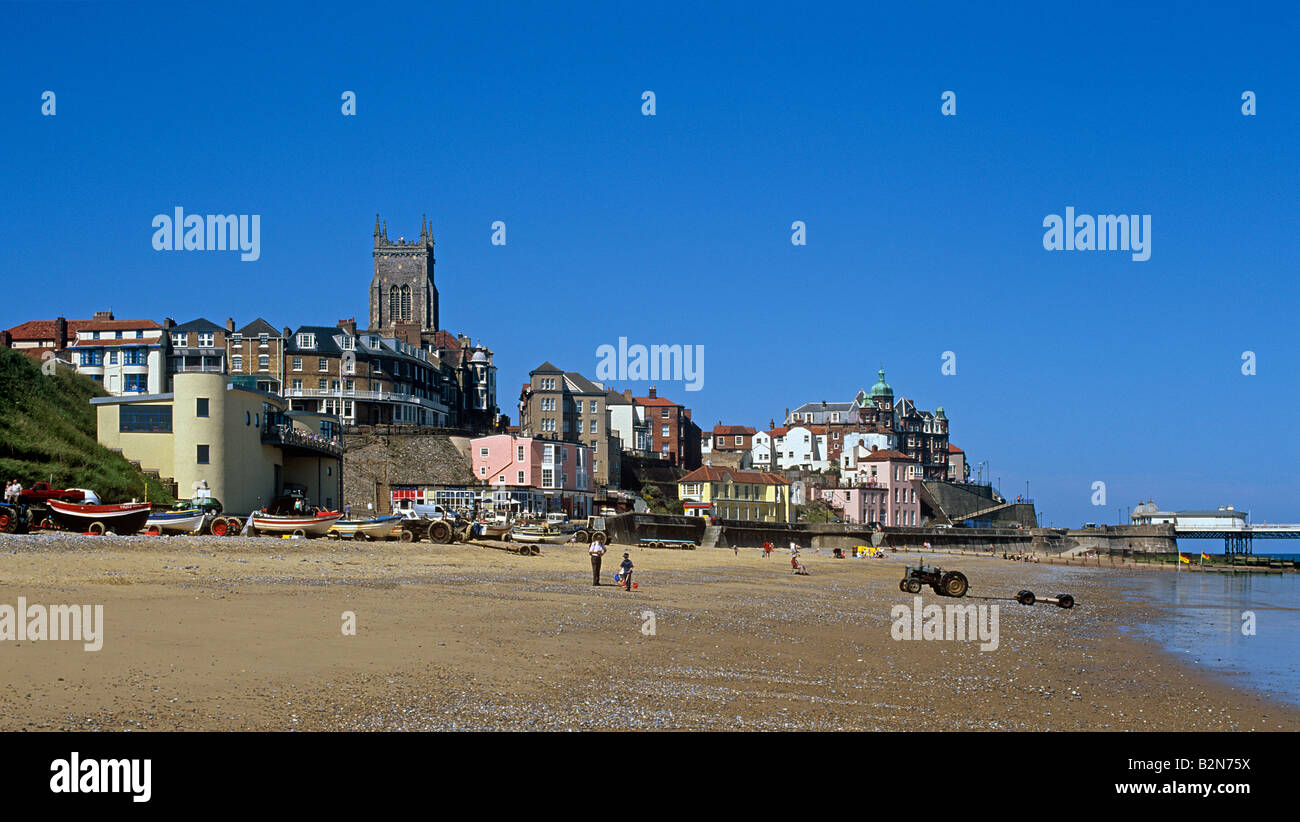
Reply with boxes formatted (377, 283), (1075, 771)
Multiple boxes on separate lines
(588, 534), (607, 586)
(619, 553), (634, 591)
(791, 552), (809, 575)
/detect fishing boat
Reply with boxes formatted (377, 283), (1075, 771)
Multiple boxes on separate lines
(144, 508), (209, 534)
(46, 500), (152, 535)
(329, 515), (401, 540)
(249, 491), (344, 538)
(249, 509), (342, 537)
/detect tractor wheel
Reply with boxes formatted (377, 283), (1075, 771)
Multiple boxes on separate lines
(225, 517), (243, 535)
(0, 509), (15, 534)
(1017, 590), (1036, 606)
(39, 518), (55, 530)
(88, 521), (106, 536)
(941, 571), (969, 598)
(211, 517), (229, 537)
(898, 579), (908, 592)
(904, 578), (922, 594)
(292, 529), (307, 538)
(1055, 594), (1075, 609)
(328, 531), (340, 539)
(144, 525), (162, 536)
(399, 529), (416, 543)
(430, 521), (451, 544)
(592, 531), (607, 543)
(574, 530), (589, 543)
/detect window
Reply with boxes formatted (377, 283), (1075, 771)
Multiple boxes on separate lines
(577, 420), (583, 433)
(297, 333), (315, 349)
(292, 357), (302, 371)
(517, 445), (524, 461)
(480, 447), (489, 457)
(106, 351), (118, 365)
(661, 408), (669, 418)
(318, 358), (328, 372)
(590, 420), (597, 434)
(480, 466), (487, 476)
(661, 424), (669, 437)
(258, 355), (269, 371)
(735, 435), (743, 445)
(575, 400), (583, 413)
(171, 333), (183, 346)
(291, 379), (302, 390)
(232, 354), (243, 371)
(198, 332), (214, 348)
(119, 404), (172, 433)
(318, 379), (327, 389)
(591, 401), (598, 414)
(123, 374), (147, 393)
(196, 398), (209, 417)
(196, 444), (210, 464)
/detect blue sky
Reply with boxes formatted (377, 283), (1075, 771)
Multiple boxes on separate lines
(1, 1), (1296, 531)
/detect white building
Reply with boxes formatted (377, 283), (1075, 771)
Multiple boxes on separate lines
(69, 316), (168, 395)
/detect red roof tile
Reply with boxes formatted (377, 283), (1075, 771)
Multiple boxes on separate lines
(634, 397), (680, 407)
(3, 319), (90, 341)
(948, 443), (964, 453)
(78, 319), (162, 332)
(860, 448), (917, 462)
(713, 425), (755, 436)
(678, 465), (791, 485)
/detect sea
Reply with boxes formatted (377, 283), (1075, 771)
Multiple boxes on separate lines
(1117, 558), (1300, 708)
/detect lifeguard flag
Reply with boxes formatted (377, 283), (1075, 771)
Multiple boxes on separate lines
(1179, 553), (1191, 564)
(1201, 552), (1211, 560)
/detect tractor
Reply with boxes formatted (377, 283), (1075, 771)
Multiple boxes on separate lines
(898, 561), (969, 597)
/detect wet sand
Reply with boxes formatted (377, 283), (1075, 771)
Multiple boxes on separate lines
(1, 533), (1296, 731)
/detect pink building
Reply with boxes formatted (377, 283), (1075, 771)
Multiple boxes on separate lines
(820, 448), (922, 526)
(471, 434), (594, 517)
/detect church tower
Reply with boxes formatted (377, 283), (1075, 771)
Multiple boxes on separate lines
(368, 214), (439, 345)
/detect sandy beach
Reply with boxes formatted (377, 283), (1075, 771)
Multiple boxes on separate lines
(1, 533), (1296, 732)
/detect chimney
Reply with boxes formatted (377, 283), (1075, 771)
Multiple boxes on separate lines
(338, 317), (357, 336)
(648, 386), (657, 399)
(283, 326), (291, 340)
(55, 317), (68, 350)
(0, 330), (10, 349)
(226, 317), (235, 333)
(93, 310), (114, 321)
(163, 317), (176, 329)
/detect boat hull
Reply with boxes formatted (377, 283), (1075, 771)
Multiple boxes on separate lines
(330, 516), (400, 539)
(250, 511), (343, 537)
(47, 501), (152, 535)
(145, 509), (208, 533)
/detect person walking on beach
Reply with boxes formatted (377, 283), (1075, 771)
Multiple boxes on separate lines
(763, 541), (773, 559)
(619, 553), (634, 591)
(2, 480), (13, 504)
(588, 534), (607, 586)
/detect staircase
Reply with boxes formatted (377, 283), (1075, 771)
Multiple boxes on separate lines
(701, 524), (723, 548)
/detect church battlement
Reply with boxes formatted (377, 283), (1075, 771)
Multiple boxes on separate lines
(373, 213), (435, 250)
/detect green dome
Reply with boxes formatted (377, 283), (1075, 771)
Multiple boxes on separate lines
(869, 368), (893, 399)
(936, 406), (946, 419)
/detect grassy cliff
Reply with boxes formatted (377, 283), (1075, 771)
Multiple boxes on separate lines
(0, 348), (175, 504)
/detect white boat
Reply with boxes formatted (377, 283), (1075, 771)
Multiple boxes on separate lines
(144, 508), (208, 534)
(329, 515), (401, 540)
(249, 510), (343, 537)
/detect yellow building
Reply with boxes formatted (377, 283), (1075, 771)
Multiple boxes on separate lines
(677, 466), (793, 522)
(92, 373), (343, 513)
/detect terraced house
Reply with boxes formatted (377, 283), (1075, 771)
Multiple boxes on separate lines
(677, 465), (793, 522)
(517, 362), (622, 488)
(284, 320), (456, 428)
(225, 317), (287, 394)
(165, 317), (229, 386)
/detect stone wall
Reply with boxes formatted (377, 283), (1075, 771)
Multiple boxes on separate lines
(341, 430), (477, 514)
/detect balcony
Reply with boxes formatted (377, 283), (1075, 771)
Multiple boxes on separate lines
(261, 424), (342, 457)
(286, 387), (446, 409)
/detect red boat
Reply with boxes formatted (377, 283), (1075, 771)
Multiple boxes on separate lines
(46, 500), (152, 535)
